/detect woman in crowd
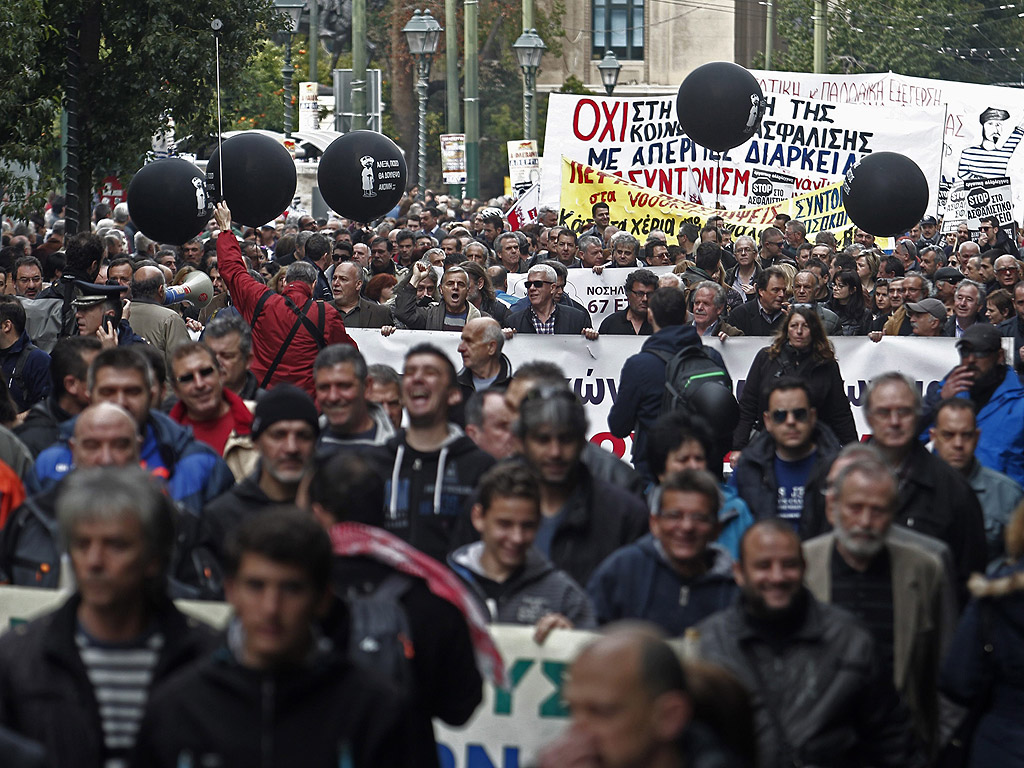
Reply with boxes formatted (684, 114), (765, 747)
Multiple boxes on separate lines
(365, 273), (398, 304)
(987, 288), (1014, 326)
(732, 306), (857, 451)
(826, 271), (872, 336)
(856, 249), (880, 296)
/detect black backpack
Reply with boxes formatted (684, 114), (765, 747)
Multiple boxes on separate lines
(345, 572), (416, 690)
(650, 346), (738, 425)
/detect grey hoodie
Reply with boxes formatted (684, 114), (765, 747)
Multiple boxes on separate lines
(448, 542), (596, 628)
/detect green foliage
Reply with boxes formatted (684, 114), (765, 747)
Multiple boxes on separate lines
(759, 0), (1024, 83)
(558, 75), (593, 95)
(0, 0), (280, 219)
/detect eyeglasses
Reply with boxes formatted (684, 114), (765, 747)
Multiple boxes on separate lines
(629, 289), (654, 298)
(997, 267), (1019, 274)
(769, 407), (810, 423)
(524, 280), (553, 289)
(175, 366), (217, 385)
(765, 240), (784, 247)
(657, 510), (715, 525)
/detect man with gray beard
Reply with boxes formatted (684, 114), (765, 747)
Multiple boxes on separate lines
(802, 448), (953, 755)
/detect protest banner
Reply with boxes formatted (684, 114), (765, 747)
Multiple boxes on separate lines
(506, 183), (540, 231)
(348, 329), (968, 461)
(747, 70), (1024, 221)
(942, 176), (1016, 243)
(557, 157), (854, 242)
(540, 91), (944, 214)
(441, 134), (468, 185)
(508, 140), (540, 199)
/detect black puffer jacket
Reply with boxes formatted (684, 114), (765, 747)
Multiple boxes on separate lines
(733, 343), (857, 450)
(695, 593), (927, 768)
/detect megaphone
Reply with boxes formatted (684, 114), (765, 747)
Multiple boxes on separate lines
(164, 270), (214, 309)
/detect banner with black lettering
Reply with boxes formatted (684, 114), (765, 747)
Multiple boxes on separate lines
(540, 91), (944, 213)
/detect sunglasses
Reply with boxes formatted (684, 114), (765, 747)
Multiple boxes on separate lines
(175, 366), (217, 385)
(769, 407), (810, 424)
(524, 280), (553, 289)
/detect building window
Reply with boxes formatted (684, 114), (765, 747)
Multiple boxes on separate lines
(592, 0), (644, 61)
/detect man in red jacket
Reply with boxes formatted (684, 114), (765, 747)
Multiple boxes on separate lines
(214, 202), (356, 396)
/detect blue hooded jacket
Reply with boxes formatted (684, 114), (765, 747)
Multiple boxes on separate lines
(30, 409), (235, 515)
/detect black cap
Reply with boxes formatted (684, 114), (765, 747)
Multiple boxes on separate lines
(934, 267), (965, 284)
(920, 215), (938, 226)
(980, 107), (1011, 123)
(957, 323), (1002, 354)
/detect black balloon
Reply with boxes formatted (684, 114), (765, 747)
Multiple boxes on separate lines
(127, 159), (211, 245)
(676, 62), (765, 153)
(318, 131), (407, 222)
(842, 152), (929, 237)
(209, 132), (296, 228)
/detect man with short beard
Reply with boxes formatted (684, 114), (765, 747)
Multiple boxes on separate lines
(803, 453), (952, 752)
(695, 520), (925, 768)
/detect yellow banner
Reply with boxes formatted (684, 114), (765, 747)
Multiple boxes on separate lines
(559, 156), (855, 243)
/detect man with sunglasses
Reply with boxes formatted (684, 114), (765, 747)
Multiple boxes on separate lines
(505, 264), (598, 338)
(918, 323), (1024, 486)
(168, 341), (256, 481)
(732, 378), (841, 536)
(977, 215), (1017, 258)
(757, 226), (788, 269)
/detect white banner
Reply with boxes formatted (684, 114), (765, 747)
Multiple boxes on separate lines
(507, 183), (541, 231)
(508, 140), (541, 199)
(435, 625), (594, 768)
(540, 91), (945, 213)
(349, 329), (966, 460)
(748, 70), (1024, 221)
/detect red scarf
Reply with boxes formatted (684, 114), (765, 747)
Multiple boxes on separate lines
(330, 522), (507, 689)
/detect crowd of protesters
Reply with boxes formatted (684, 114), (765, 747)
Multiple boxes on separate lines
(0, 186), (1021, 768)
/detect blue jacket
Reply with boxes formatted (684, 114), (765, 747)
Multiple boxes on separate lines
(0, 331), (50, 411)
(30, 410), (235, 515)
(607, 324), (725, 480)
(921, 366), (1024, 486)
(940, 559), (1024, 767)
(587, 534), (737, 636)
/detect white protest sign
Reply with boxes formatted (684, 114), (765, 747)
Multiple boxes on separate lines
(508, 140), (540, 199)
(349, 329), (964, 462)
(540, 91), (944, 213)
(435, 625), (595, 768)
(748, 70), (1024, 221)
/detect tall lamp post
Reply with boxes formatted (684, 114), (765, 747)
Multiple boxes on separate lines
(403, 9), (443, 193)
(275, 0), (306, 138)
(513, 29), (545, 141)
(597, 50), (622, 96)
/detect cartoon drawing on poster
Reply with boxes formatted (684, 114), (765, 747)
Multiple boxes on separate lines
(957, 107), (1024, 180)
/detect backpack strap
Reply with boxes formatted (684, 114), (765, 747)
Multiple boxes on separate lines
(8, 342), (35, 401)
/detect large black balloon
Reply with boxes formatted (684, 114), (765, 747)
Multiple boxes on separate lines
(209, 133), (296, 228)
(842, 152), (929, 237)
(676, 62), (765, 153)
(318, 131), (407, 222)
(127, 159), (211, 245)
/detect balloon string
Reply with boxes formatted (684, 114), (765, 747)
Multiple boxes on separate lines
(716, 155), (721, 208)
(215, 34), (224, 196)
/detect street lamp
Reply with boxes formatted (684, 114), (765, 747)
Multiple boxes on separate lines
(513, 28), (546, 140)
(597, 50), (622, 96)
(275, 0), (306, 138)
(403, 9), (443, 193)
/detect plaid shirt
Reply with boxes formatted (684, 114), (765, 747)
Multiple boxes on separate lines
(530, 304), (558, 334)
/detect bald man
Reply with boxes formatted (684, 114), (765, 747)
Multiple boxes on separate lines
(0, 403), (142, 587)
(538, 628), (740, 768)
(455, 317), (513, 407)
(128, 265), (191, 381)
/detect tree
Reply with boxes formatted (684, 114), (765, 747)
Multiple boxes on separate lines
(760, 0), (1024, 84)
(0, 0), (280, 227)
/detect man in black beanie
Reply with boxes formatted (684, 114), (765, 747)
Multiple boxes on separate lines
(199, 383), (320, 568)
